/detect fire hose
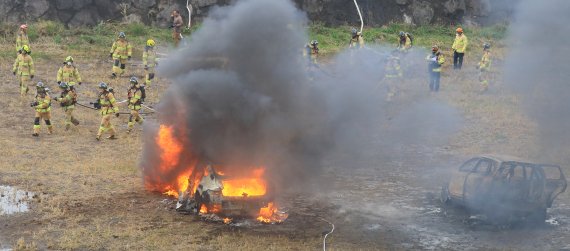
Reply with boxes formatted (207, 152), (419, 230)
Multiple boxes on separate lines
(320, 218), (335, 251)
(75, 102), (154, 115)
(353, 0), (364, 33)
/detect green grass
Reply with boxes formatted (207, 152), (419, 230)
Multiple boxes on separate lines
(308, 23), (508, 54)
(0, 20), (508, 60)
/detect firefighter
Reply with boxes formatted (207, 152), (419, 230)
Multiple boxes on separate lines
(95, 82), (119, 140)
(452, 27), (468, 70)
(16, 24), (29, 54)
(170, 10), (184, 47)
(143, 39), (158, 87)
(126, 77), (145, 133)
(53, 82), (79, 131)
(109, 32), (133, 78)
(12, 45), (35, 98)
(477, 43), (492, 92)
(426, 45), (445, 92)
(303, 40), (319, 66)
(31, 82), (52, 136)
(398, 31), (412, 52)
(384, 50), (403, 101)
(57, 56), (82, 88)
(349, 28), (364, 49)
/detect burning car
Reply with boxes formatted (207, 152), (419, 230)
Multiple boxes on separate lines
(440, 155), (567, 222)
(175, 164), (287, 223)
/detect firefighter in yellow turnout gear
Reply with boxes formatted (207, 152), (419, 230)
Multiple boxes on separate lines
(303, 40), (319, 65)
(31, 82), (52, 137)
(53, 82), (79, 131)
(95, 82), (119, 140)
(349, 28), (364, 49)
(109, 32), (132, 78)
(398, 31), (412, 52)
(127, 77), (144, 133)
(478, 43), (492, 92)
(384, 51), (403, 101)
(57, 56), (82, 87)
(143, 39), (158, 87)
(16, 24), (30, 54)
(13, 45), (35, 98)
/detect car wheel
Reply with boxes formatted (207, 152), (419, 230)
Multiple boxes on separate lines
(440, 184), (451, 205)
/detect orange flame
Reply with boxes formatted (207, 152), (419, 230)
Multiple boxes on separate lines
(257, 202), (288, 223)
(221, 168), (267, 197)
(223, 218), (232, 224)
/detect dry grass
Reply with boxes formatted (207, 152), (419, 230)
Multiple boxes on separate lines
(0, 24), (564, 250)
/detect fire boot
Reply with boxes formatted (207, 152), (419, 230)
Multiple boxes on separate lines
(107, 135), (117, 140)
(65, 124), (71, 131)
(72, 118), (80, 126)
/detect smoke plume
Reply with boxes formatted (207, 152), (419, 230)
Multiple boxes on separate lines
(504, 0), (570, 161)
(140, 0), (386, 193)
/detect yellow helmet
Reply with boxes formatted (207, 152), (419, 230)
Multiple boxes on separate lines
(65, 56), (74, 62)
(22, 45), (30, 53)
(147, 39), (155, 47)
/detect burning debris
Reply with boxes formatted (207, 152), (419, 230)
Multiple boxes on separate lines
(175, 164), (288, 223)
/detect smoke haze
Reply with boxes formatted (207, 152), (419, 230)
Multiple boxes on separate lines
(141, 0), (463, 195)
(504, 0), (570, 161)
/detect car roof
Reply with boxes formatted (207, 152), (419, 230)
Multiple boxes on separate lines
(478, 154), (536, 164)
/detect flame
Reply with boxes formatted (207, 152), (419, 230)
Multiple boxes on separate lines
(223, 218), (232, 224)
(257, 202), (288, 224)
(199, 204), (208, 214)
(221, 168), (267, 197)
(199, 204), (222, 214)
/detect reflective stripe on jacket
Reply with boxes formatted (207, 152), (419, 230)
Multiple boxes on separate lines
(16, 32), (29, 52)
(143, 48), (157, 67)
(35, 95), (51, 113)
(110, 40), (133, 59)
(99, 92), (119, 115)
(57, 66), (82, 84)
(479, 51), (492, 71)
(427, 53), (445, 72)
(128, 88), (142, 110)
(13, 54), (34, 76)
(452, 34), (468, 53)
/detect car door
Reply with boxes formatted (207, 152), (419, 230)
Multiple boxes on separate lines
(540, 165), (568, 207)
(449, 158), (479, 199)
(464, 158), (494, 207)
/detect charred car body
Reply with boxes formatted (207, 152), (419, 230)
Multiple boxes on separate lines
(176, 165), (276, 218)
(441, 155), (567, 222)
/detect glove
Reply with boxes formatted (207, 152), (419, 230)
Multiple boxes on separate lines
(30, 102), (38, 107)
(128, 56), (132, 60)
(53, 97), (59, 101)
(57, 81), (61, 84)
(115, 113), (120, 117)
(12, 71), (16, 76)
(30, 75), (34, 79)
(78, 82), (82, 85)
(144, 65), (148, 70)
(169, 24), (175, 28)
(430, 57), (437, 62)
(109, 53), (113, 59)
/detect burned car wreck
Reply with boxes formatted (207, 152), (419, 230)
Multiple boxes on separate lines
(441, 155), (567, 222)
(175, 165), (287, 223)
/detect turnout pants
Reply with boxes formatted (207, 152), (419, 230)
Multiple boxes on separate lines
(127, 109), (144, 131)
(97, 114), (116, 138)
(19, 75), (31, 97)
(145, 67), (155, 87)
(34, 111), (52, 134)
(63, 106), (79, 128)
(112, 58), (128, 76)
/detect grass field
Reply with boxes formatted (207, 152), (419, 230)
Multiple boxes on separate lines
(1, 21), (563, 250)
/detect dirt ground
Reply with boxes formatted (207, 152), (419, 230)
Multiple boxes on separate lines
(0, 48), (569, 250)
